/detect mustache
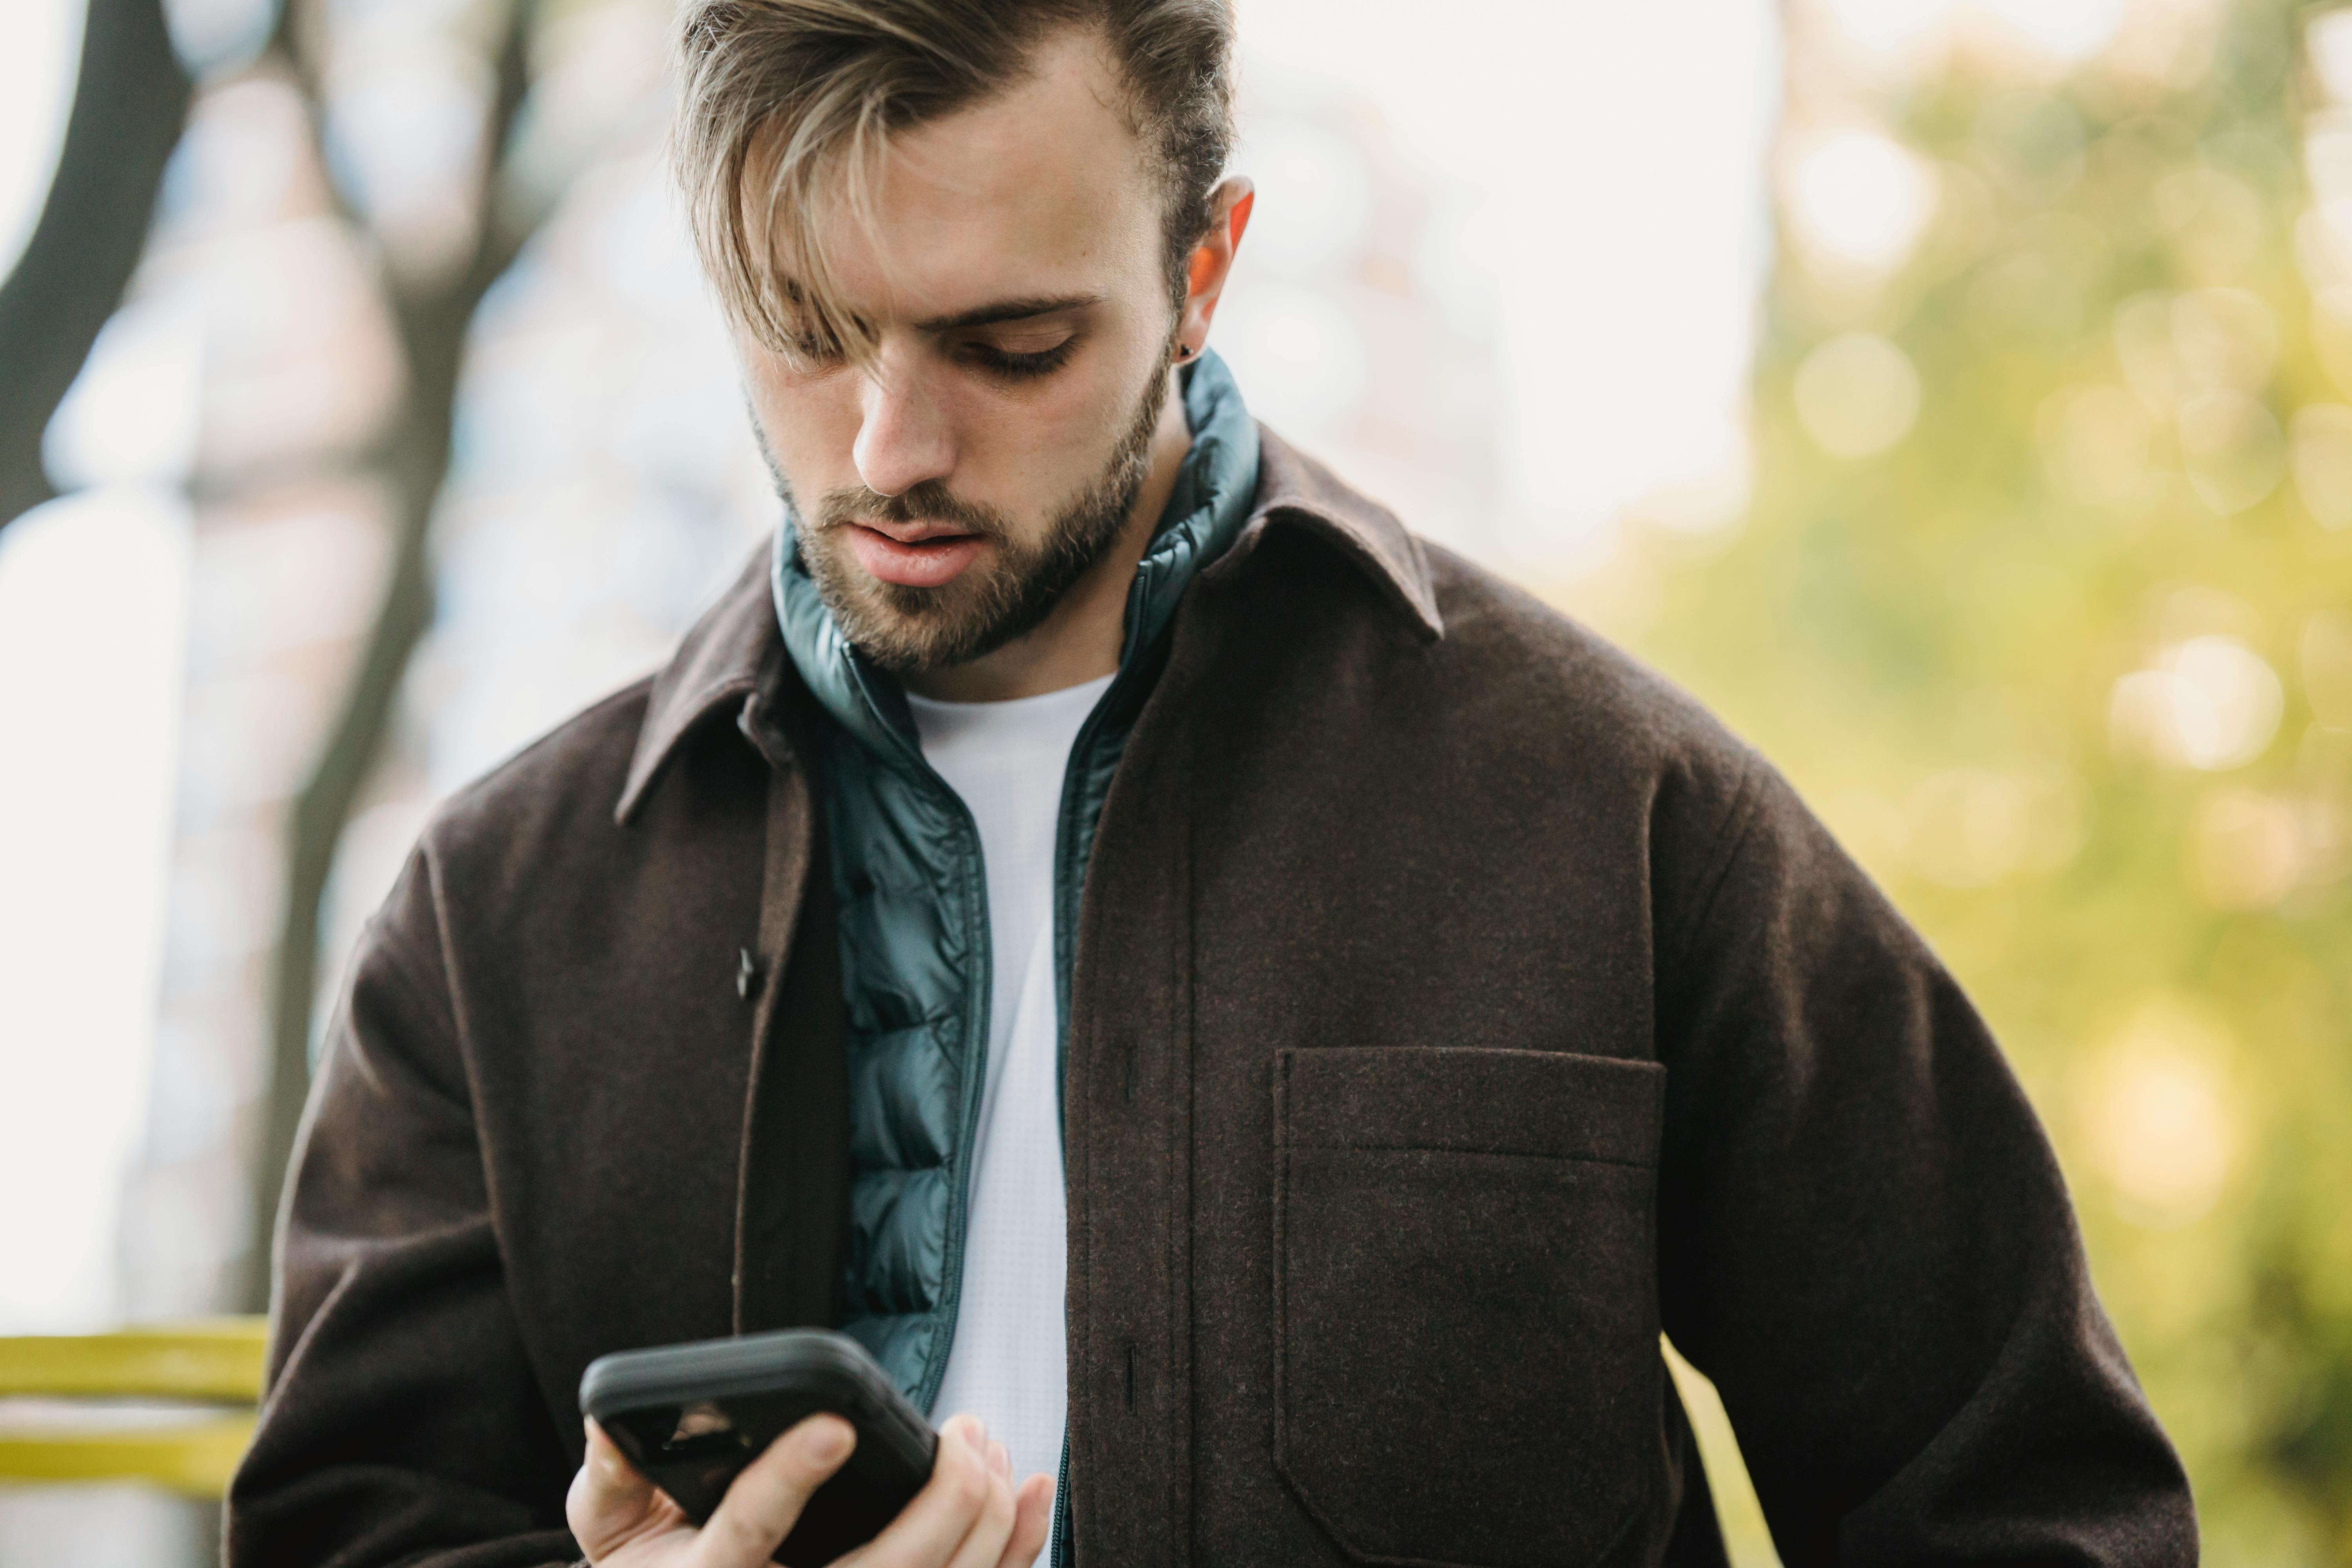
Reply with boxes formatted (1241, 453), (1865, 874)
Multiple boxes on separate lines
(815, 480), (1013, 538)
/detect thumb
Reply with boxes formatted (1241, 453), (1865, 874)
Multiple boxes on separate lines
(692, 1414), (856, 1568)
(568, 1418), (667, 1561)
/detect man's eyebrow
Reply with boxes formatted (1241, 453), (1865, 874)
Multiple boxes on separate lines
(913, 294), (1103, 332)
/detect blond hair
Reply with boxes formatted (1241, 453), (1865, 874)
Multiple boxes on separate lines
(672, 0), (1236, 361)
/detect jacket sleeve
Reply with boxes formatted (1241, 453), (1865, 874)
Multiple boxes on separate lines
(227, 847), (583, 1568)
(1652, 758), (2196, 1566)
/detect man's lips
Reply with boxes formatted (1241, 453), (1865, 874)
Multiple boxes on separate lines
(840, 522), (988, 588)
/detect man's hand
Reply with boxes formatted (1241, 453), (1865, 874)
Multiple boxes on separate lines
(568, 1411), (1054, 1568)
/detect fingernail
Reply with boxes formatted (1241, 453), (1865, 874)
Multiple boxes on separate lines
(802, 1419), (853, 1464)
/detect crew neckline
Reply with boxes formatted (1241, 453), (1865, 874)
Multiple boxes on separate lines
(902, 672), (1117, 717)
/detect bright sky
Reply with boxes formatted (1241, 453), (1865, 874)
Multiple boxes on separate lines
(1232, 0), (1781, 564)
(0, 488), (189, 1332)
(0, 0), (185, 1332)
(0, 0), (82, 281)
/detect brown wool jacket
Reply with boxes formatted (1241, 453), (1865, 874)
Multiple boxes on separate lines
(228, 429), (2196, 1568)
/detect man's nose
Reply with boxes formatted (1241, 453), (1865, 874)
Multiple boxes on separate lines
(852, 360), (957, 499)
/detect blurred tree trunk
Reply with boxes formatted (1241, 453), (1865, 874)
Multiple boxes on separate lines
(0, 0), (191, 531)
(244, 0), (544, 1314)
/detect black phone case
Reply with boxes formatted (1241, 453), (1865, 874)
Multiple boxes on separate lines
(579, 1328), (937, 1566)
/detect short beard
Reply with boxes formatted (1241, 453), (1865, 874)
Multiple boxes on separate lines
(788, 347), (1173, 677)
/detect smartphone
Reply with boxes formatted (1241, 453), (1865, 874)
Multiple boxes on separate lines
(579, 1327), (936, 1566)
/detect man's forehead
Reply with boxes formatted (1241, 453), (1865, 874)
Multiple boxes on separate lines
(788, 30), (1159, 324)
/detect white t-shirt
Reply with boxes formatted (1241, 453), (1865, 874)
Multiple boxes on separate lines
(907, 672), (1112, 1493)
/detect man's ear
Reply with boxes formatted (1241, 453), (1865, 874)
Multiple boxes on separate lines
(1176, 176), (1254, 359)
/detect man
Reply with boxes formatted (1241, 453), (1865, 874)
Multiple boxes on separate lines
(227, 0), (2199, 1564)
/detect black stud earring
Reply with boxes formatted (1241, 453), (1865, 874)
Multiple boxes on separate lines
(1173, 341), (1201, 365)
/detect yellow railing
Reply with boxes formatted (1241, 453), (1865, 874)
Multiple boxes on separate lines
(1664, 1336), (1783, 1568)
(0, 1318), (269, 1497)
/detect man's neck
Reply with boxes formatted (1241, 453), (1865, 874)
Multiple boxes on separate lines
(898, 374), (1192, 704)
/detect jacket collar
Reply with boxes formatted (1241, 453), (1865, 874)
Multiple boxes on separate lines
(616, 405), (1442, 824)
(614, 546), (784, 823)
(1226, 424), (1444, 642)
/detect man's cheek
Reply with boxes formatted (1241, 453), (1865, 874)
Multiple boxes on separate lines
(991, 389), (1134, 479)
(763, 385), (862, 465)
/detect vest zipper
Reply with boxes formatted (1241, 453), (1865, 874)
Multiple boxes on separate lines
(1048, 1435), (1072, 1567)
(839, 691), (997, 1421)
(914, 779), (991, 1419)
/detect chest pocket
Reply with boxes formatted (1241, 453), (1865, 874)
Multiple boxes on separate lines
(1273, 1046), (1668, 1568)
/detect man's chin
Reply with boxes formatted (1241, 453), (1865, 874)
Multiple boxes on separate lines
(827, 578), (1017, 675)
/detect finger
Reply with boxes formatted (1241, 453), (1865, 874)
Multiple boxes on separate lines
(997, 1473), (1055, 1568)
(853, 1418), (1004, 1568)
(937, 1431), (1019, 1568)
(943, 1483), (1016, 1568)
(985, 1441), (1010, 1483)
(568, 1418), (668, 1560)
(690, 1413), (854, 1568)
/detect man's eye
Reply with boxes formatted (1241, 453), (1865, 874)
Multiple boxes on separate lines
(964, 338), (1077, 381)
